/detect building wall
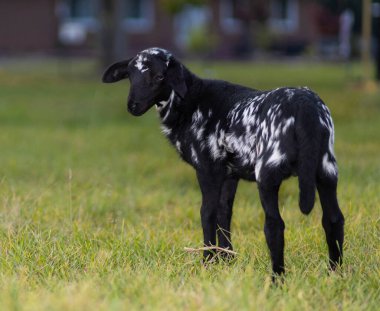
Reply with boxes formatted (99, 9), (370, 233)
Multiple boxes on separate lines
(0, 0), (325, 58)
(127, 4), (175, 56)
(294, 1), (321, 43)
(0, 0), (58, 54)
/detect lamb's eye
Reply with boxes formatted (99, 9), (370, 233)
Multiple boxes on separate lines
(154, 74), (164, 82)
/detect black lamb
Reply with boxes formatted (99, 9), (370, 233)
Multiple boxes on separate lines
(102, 47), (344, 278)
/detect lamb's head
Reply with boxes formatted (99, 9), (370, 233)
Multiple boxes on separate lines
(102, 47), (187, 116)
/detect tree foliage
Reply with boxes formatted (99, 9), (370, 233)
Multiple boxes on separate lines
(159, 0), (205, 14)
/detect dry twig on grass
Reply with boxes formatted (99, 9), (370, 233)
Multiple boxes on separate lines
(184, 246), (238, 256)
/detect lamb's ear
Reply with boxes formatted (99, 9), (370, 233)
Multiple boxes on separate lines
(102, 58), (132, 83)
(166, 57), (188, 99)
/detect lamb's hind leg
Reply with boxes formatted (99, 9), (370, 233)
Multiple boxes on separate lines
(258, 182), (285, 278)
(317, 175), (344, 270)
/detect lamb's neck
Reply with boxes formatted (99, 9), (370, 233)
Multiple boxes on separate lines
(158, 69), (203, 127)
(183, 69), (204, 103)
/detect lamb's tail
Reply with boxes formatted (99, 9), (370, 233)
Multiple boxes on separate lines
(295, 102), (321, 215)
(298, 152), (318, 215)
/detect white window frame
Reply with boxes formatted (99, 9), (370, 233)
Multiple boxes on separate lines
(269, 0), (299, 33)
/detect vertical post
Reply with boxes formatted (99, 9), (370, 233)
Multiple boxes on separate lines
(99, 0), (114, 68)
(361, 0), (372, 83)
(377, 20), (380, 81)
(99, 0), (126, 69)
(114, 0), (126, 60)
(374, 2), (380, 81)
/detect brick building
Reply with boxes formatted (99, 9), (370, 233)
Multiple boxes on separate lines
(0, 0), (336, 58)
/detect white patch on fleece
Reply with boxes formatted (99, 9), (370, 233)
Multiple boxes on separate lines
(255, 158), (263, 182)
(134, 54), (147, 72)
(175, 141), (182, 154)
(270, 121), (277, 138)
(211, 123), (227, 160)
(266, 141), (286, 167)
(143, 47), (170, 56)
(217, 129), (225, 147)
(134, 48), (173, 74)
(194, 125), (205, 142)
(256, 140), (263, 157)
(285, 89), (295, 100)
(145, 49), (160, 55)
(254, 94), (266, 103)
(141, 48), (172, 67)
(191, 145), (199, 165)
(322, 153), (337, 176)
(224, 133), (254, 158)
(194, 126), (205, 142)
(318, 105), (337, 176)
(241, 104), (258, 127)
(266, 137), (274, 150)
(282, 117), (295, 134)
(207, 128), (227, 161)
(260, 120), (269, 141)
(190, 109), (206, 142)
(157, 90), (175, 111)
(161, 125), (172, 136)
(327, 117), (335, 156)
(157, 91), (176, 122)
(191, 109), (203, 124)
(207, 134), (220, 160)
(319, 116), (328, 128)
(319, 106), (336, 156)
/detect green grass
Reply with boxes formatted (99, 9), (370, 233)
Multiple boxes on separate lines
(0, 59), (379, 310)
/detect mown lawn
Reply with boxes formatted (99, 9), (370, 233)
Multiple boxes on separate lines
(0, 59), (379, 310)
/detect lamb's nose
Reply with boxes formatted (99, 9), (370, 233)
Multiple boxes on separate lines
(128, 102), (137, 112)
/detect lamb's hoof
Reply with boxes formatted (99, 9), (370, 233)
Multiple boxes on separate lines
(217, 249), (236, 263)
(271, 270), (285, 285)
(202, 248), (236, 265)
(202, 250), (217, 265)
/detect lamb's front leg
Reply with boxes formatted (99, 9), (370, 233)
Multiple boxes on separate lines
(217, 178), (239, 254)
(196, 170), (225, 261)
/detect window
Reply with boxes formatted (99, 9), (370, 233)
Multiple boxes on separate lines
(220, 0), (241, 33)
(61, 0), (154, 33)
(68, 0), (96, 19)
(269, 0), (299, 33)
(122, 0), (154, 33)
(173, 5), (210, 49)
(60, 0), (98, 30)
(125, 0), (143, 19)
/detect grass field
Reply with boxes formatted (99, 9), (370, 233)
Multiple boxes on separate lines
(0, 59), (379, 310)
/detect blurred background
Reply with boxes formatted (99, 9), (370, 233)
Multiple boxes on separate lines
(0, 0), (379, 77)
(0, 3), (380, 308)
